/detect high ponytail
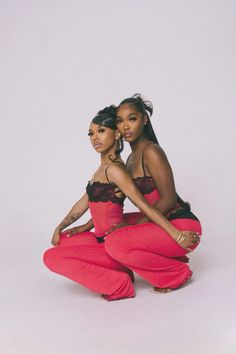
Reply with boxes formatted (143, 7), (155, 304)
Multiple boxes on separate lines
(117, 93), (191, 210)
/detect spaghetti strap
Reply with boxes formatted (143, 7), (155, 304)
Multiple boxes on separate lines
(141, 142), (157, 176)
(105, 161), (125, 189)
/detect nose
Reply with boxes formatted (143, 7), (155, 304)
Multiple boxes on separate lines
(124, 120), (130, 130)
(92, 132), (98, 142)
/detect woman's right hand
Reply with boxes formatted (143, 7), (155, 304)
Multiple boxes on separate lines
(176, 231), (200, 252)
(64, 224), (88, 237)
(51, 228), (61, 246)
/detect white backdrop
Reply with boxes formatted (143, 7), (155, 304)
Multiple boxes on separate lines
(0, 1), (235, 354)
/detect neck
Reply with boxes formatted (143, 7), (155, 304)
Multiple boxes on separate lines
(130, 134), (149, 152)
(100, 147), (118, 165)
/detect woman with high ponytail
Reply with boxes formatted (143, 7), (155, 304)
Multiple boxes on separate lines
(105, 94), (202, 293)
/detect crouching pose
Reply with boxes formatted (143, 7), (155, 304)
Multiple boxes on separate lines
(105, 94), (202, 293)
(43, 106), (199, 301)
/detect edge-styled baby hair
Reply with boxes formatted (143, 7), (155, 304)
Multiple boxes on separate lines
(92, 105), (117, 129)
(117, 93), (159, 144)
(92, 105), (123, 160)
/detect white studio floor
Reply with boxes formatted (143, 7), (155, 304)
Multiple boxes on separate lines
(1, 229), (235, 354)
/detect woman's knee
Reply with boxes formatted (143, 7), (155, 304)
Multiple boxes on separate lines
(43, 247), (59, 271)
(105, 232), (130, 260)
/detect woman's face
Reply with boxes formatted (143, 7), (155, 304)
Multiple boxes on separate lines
(116, 103), (146, 143)
(88, 123), (117, 153)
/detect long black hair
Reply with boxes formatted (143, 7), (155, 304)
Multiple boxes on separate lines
(117, 94), (190, 210)
(92, 105), (123, 160)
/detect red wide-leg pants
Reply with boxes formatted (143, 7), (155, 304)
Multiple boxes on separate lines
(105, 212), (202, 289)
(43, 232), (135, 301)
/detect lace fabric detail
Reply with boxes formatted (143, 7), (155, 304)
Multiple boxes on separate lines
(133, 176), (156, 195)
(86, 181), (124, 205)
(166, 207), (199, 221)
(134, 176), (198, 221)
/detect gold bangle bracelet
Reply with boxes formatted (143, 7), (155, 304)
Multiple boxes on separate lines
(176, 233), (183, 242)
(176, 233), (186, 244)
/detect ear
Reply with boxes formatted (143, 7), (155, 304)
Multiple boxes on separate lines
(143, 115), (148, 126)
(115, 130), (121, 141)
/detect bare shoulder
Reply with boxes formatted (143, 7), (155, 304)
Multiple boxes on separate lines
(106, 161), (130, 184)
(144, 143), (168, 163)
(107, 161), (126, 174)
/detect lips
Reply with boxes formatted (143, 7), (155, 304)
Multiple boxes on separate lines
(124, 132), (133, 139)
(93, 143), (102, 149)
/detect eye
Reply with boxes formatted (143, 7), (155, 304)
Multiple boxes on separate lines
(129, 116), (137, 122)
(116, 118), (122, 125)
(98, 128), (105, 133)
(88, 132), (93, 136)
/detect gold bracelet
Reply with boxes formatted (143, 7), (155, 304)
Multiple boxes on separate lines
(176, 233), (186, 244)
(176, 233), (183, 242)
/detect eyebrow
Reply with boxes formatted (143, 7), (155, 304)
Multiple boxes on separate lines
(116, 113), (136, 118)
(89, 124), (105, 131)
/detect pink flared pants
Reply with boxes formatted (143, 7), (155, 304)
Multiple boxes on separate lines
(43, 232), (135, 301)
(105, 212), (202, 289)
(43, 213), (202, 300)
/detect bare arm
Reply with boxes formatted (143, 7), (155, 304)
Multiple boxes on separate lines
(107, 164), (179, 241)
(107, 164), (199, 249)
(145, 144), (177, 212)
(65, 218), (94, 237)
(51, 192), (89, 245)
(137, 144), (177, 223)
(56, 193), (89, 231)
